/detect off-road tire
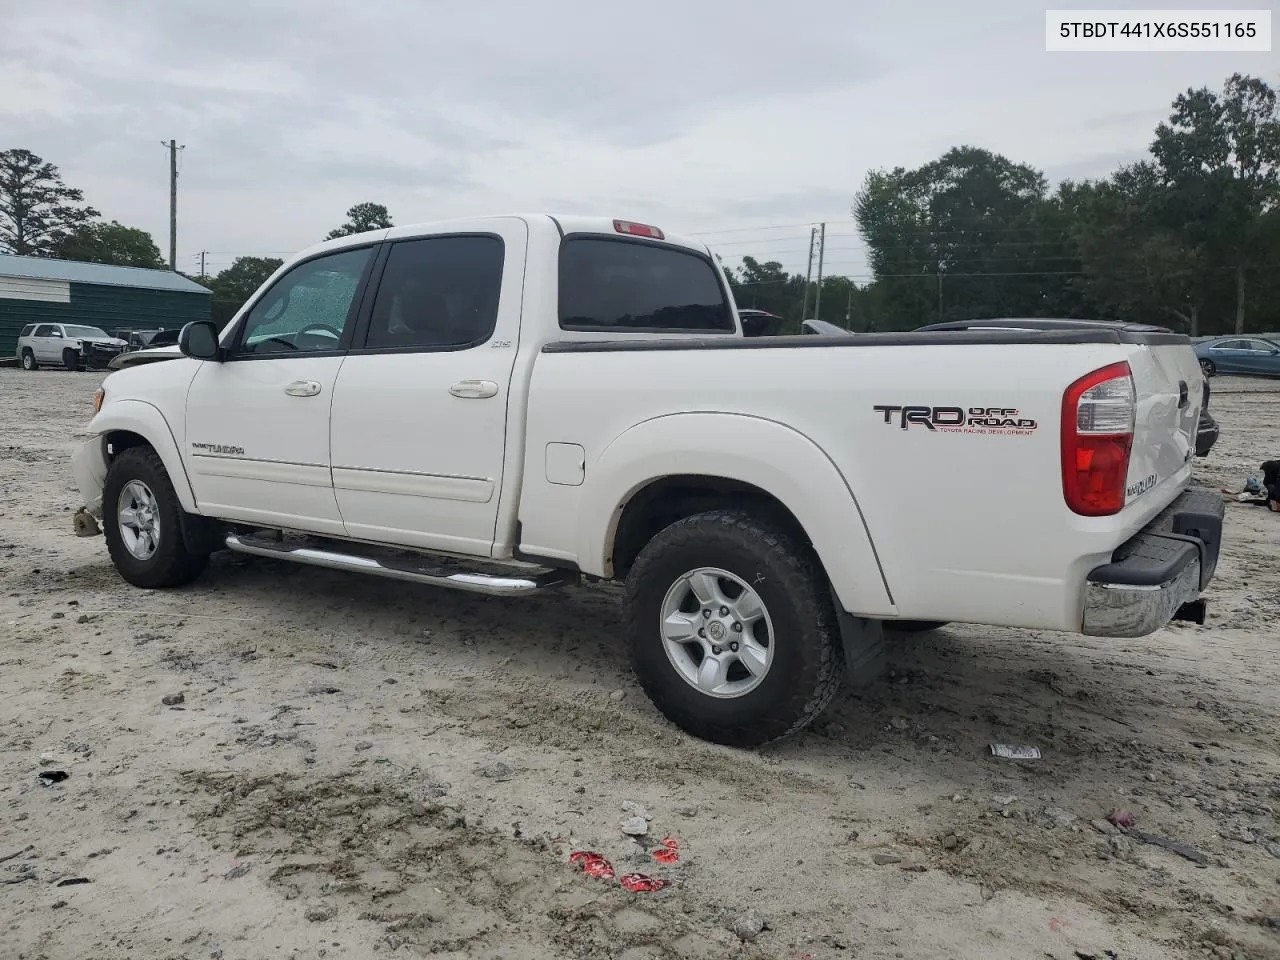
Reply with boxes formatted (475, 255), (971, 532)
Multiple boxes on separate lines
(886, 620), (948, 633)
(20, 349), (37, 371)
(624, 509), (845, 747)
(103, 447), (210, 588)
(62, 348), (80, 371)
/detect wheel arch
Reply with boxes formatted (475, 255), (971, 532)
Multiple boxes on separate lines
(92, 400), (198, 513)
(579, 412), (895, 616)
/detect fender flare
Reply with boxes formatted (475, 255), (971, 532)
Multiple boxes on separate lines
(577, 412), (896, 616)
(90, 399), (199, 513)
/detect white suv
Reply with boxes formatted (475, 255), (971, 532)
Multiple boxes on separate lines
(16, 323), (128, 371)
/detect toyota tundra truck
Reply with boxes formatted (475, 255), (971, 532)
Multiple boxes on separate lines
(68, 214), (1224, 747)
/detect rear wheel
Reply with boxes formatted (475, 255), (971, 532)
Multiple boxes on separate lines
(103, 447), (210, 588)
(20, 349), (37, 371)
(1200, 358), (1216, 377)
(62, 348), (80, 371)
(624, 509), (844, 747)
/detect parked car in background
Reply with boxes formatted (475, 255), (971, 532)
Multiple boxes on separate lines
(1193, 336), (1280, 378)
(110, 327), (180, 351)
(16, 323), (129, 371)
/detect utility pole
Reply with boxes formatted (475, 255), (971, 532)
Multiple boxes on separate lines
(164, 139), (184, 271)
(199, 250), (207, 278)
(800, 227), (817, 321)
(938, 273), (943, 322)
(813, 222), (826, 322)
(845, 283), (853, 329)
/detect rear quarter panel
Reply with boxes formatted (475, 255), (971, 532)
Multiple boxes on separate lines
(519, 340), (1188, 632)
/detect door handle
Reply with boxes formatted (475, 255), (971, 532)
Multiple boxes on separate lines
(449, 379), (499, 399)
(284, 380), (322, 397)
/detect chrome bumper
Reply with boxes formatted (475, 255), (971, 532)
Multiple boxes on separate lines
(1082, 486), (1224, 638)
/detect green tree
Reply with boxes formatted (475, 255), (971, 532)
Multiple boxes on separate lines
(54, 220), (165, 268)
(326, 202), (393, 240)
(1148, 73), (1280, 332)
(853, 146), (1082, 330)
(209, 256), (284, 327)
(0, 148), (100, 256)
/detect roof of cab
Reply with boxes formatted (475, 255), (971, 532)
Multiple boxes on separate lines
(291, 214), (710, 264)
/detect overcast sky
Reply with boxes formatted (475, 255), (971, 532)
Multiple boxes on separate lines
(2, 0), (1274, 280)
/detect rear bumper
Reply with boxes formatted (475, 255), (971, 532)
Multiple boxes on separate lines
(1082, 486), (1224, 638)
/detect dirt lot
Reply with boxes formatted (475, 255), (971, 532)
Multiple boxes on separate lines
(1, 368), (1278, 960)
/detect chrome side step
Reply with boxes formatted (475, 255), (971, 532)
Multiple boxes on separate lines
(223, 533), (572, 596)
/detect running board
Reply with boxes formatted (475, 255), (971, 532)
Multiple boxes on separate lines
(223, 533), (572, 596)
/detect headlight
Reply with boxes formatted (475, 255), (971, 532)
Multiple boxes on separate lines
(93, 387), (105, 415)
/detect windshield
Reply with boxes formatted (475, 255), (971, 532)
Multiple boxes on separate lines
(63, 325), (110, 339)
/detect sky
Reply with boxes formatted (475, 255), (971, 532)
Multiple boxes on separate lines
(2, 0), (1275, 282)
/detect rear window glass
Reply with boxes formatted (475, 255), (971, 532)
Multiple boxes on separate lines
(20, 325), (34, 337)
(559, 237), (733, 333)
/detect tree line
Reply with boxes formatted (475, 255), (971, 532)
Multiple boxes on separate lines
(3, 71), (1275, 336)
(729, 72), (1279, 336)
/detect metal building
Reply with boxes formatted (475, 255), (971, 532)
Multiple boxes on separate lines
(0, 254), (211, 359)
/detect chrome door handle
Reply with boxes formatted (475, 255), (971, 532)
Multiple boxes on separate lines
(449, 379), (499, 399)
(284, 380), (322, 397)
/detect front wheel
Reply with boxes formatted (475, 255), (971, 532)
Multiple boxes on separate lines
(624, 509), (844, 747)
(1200, 358), (1216, 378)
(103, 447), (210, 588)
(20, 349), (37, 371)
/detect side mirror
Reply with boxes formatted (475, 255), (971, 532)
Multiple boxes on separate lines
(179, 320), (222, 361)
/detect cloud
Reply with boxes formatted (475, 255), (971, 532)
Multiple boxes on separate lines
(2, 0), (1270, 278)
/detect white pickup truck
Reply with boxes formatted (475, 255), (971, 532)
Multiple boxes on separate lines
(69, 214), (1224, 747)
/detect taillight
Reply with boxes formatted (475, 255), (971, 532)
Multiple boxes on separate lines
(1061, 361), (1135, 516)
(613, 219), (664, 240)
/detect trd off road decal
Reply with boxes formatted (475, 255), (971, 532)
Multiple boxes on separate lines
(873, 405), (1039, 437)
(191, 442), (245, 456)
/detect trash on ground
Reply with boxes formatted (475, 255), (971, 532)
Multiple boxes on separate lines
(619, 872), (667, 892)
(37, 771), (69, 786)
(990, 744), (1041, 760)
(620, 815), (649, 836)
(55, 877), (91, 887)
(569, 851), (616, 880)
(162, 692), (185, 706)
(652, 835), (680, 863)
(1128, 829), (1209, 865)
(1107, 809), (1136, 829)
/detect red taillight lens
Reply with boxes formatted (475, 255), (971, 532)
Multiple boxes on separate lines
(613, 219), (664, 240)
(1062, 361), (1135, 516)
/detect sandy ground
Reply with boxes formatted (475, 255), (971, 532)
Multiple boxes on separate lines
(1, 367), (1278, 960)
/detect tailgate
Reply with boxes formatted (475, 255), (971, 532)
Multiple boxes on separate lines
(1124, 341), (1203, 507)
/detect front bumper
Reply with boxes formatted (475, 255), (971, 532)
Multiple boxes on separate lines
(83, 343), (126, 369)
(1082, 486), (1224, 638)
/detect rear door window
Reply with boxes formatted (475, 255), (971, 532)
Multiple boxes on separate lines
(559, 237), (733, 333)
(361, 235), (505, 351)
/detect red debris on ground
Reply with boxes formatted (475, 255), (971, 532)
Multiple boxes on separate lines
(1107, 809), (1135, 829)
(652, 835), (680, 864)
(569, 851), (616, 880)
(619, 873), (667, 892)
